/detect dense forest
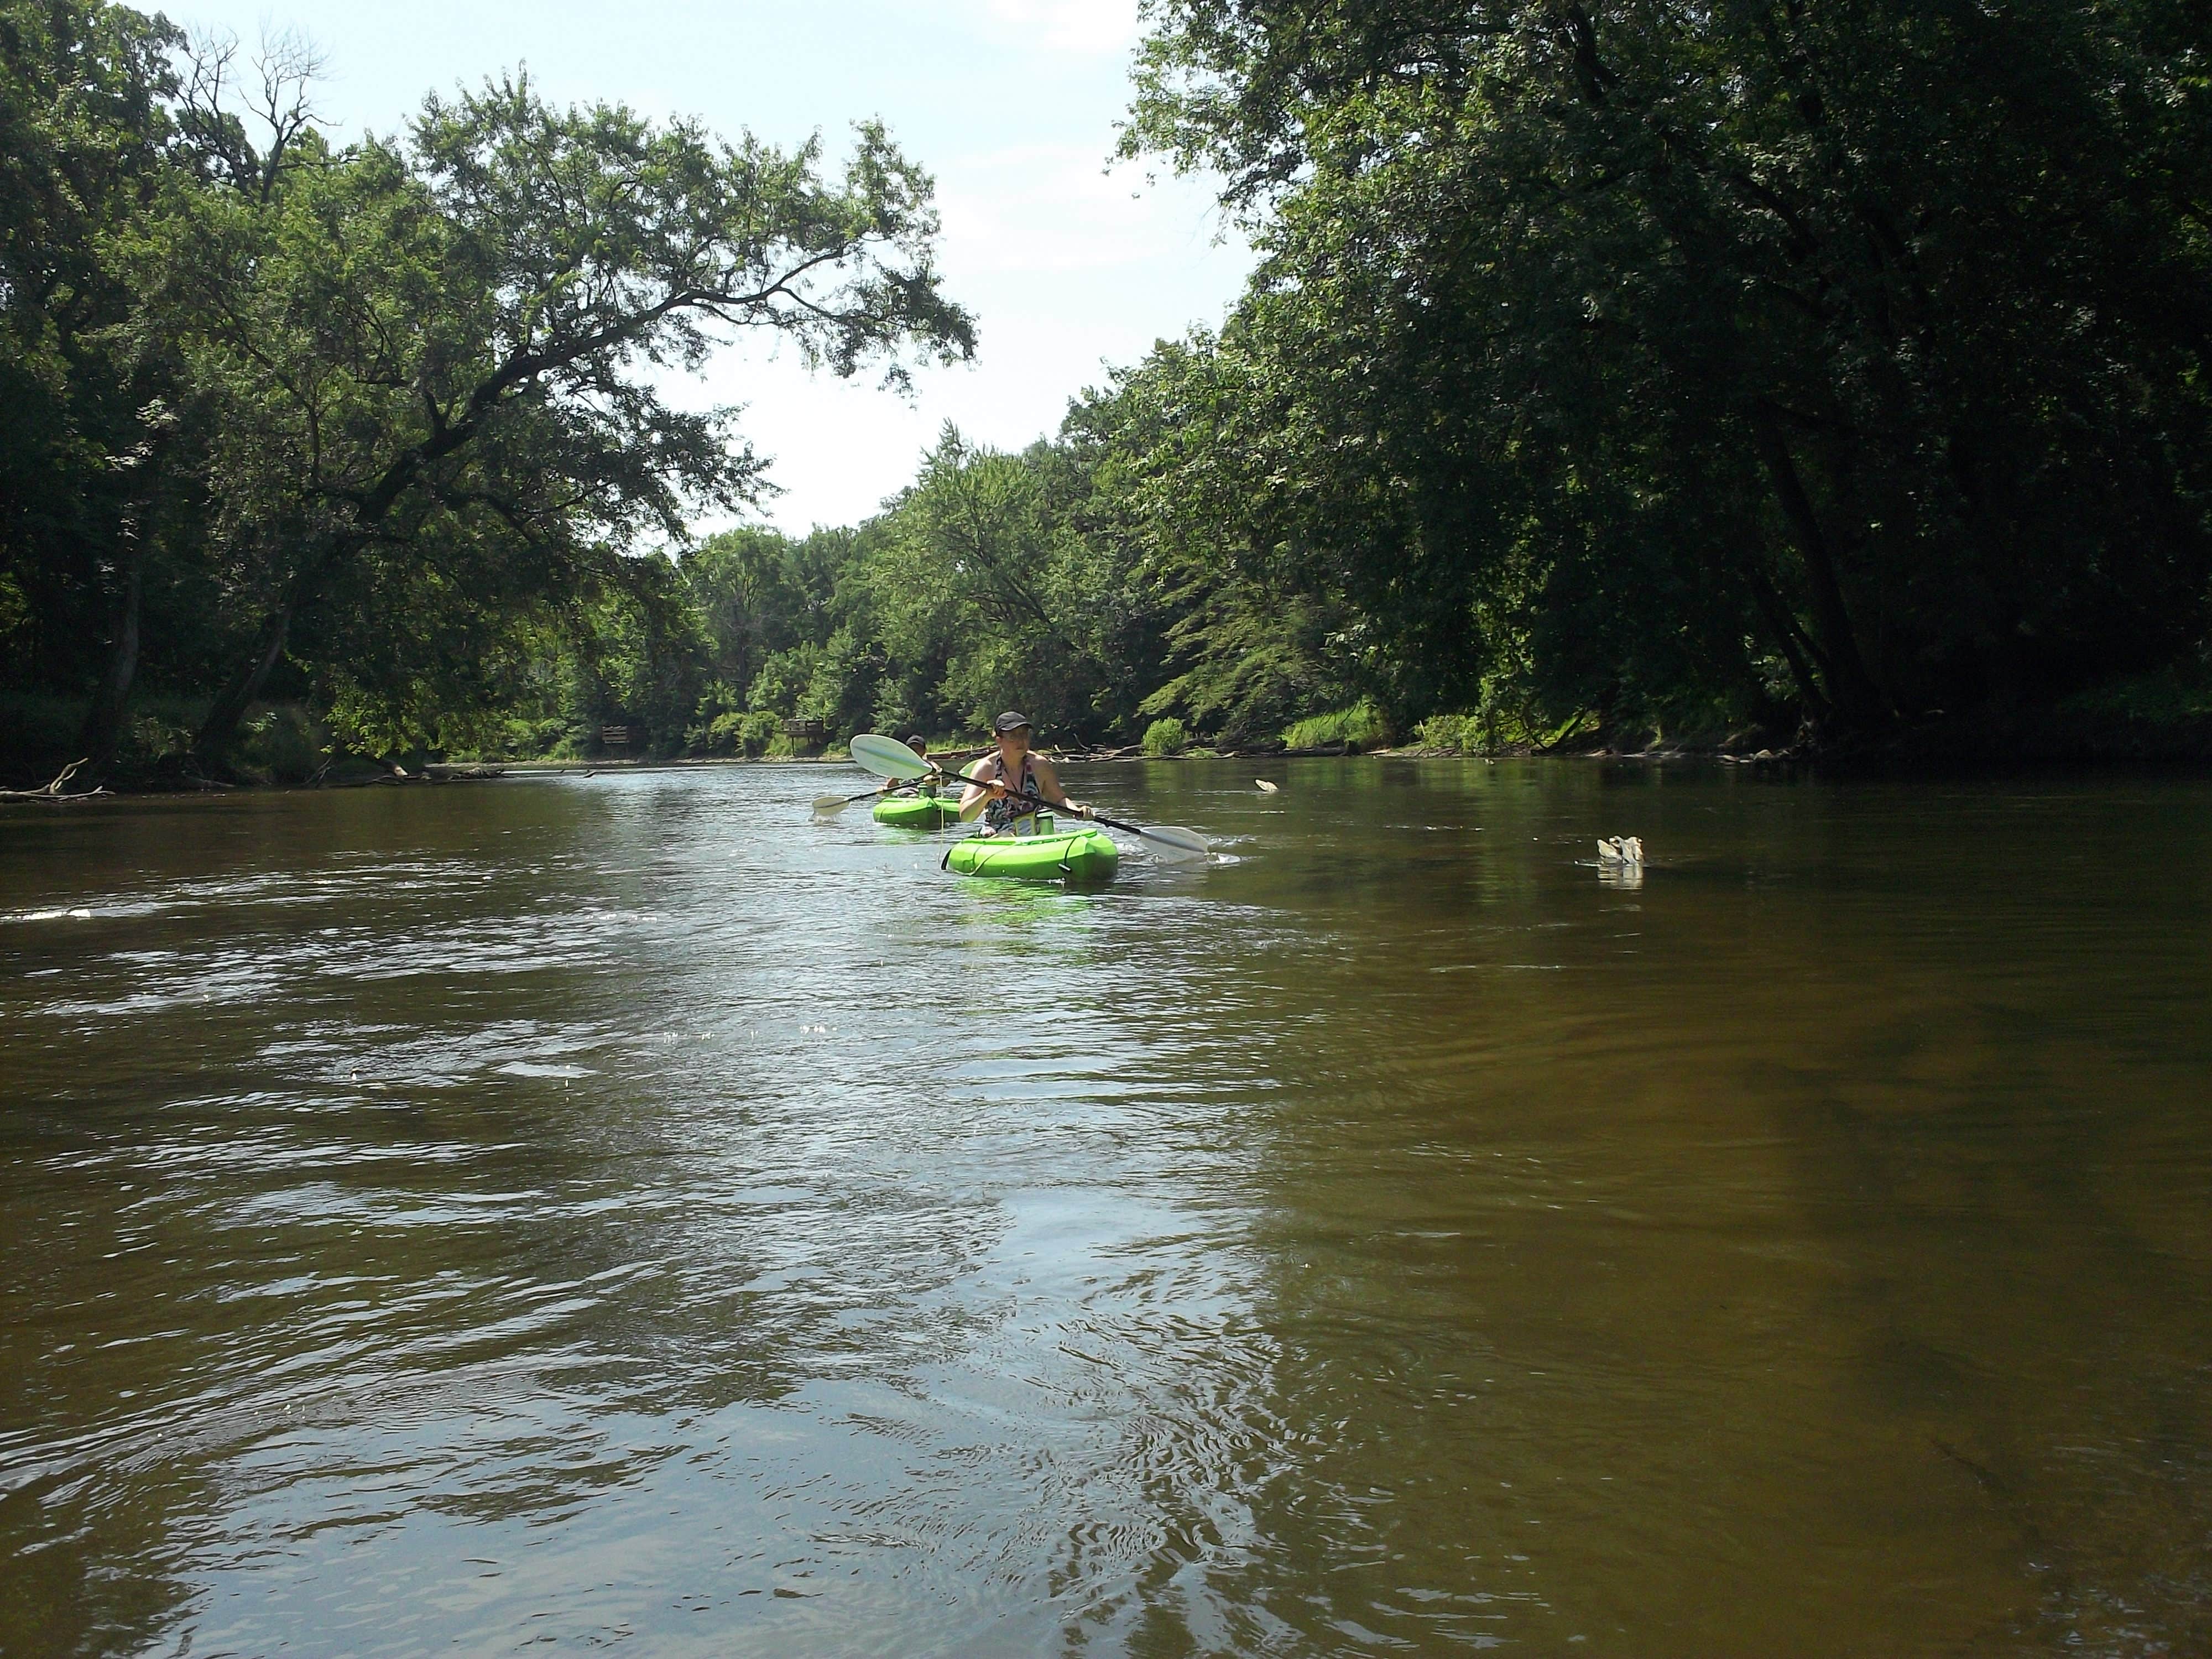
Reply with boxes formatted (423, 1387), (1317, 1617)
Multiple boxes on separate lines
(0, 0), (972, 783)
(5, 0), (2209, 785)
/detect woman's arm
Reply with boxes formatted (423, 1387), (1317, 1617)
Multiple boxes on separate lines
(958, 756), (999, 822)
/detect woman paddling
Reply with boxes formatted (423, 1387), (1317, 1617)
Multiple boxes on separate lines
(959, 712), (1090, 834)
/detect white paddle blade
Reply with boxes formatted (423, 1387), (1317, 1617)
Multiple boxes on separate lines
(849, 733), (930, 780)
(812, 796), (852, 817)
(1255, 779), (1279, 793)
(1138, 824), (1211, 863)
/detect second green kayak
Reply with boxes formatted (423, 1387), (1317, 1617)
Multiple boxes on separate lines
(943, 826), (1119, 884)
(872, 792), (961, 827)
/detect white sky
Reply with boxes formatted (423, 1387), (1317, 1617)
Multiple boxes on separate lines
(180, 0), (1254, 534)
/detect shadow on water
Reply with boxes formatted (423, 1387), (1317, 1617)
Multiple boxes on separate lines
(2, 760), (2209, 1655)
(1170, 761), (2212, 1655)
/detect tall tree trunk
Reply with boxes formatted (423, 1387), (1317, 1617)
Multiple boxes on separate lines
(1943, 427), (2028, 711)
(77, 521), (147, 776)
(1739, 553), (1832, 724)
(193, 539), (340, 769)
(191, 593), (299, 770)
(1753, 420), (1889, 728)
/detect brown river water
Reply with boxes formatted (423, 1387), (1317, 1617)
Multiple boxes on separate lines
(3, 759), (2209, 1657)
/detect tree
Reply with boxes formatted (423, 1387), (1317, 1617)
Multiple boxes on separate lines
(868, 425), (1149, 740)
(143, 69), (973, 765)
(0, 0), (194, 773)
(682, 526), (815, 703)
(1059, 348), (1349, 744)
(1124, 0), (2212, 737)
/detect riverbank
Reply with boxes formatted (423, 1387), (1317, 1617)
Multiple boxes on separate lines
(1384, 707), (2212, 770)
(1384, 663), (2212, 771)
(10, 665), (2212, 799)
(0, 750), (858, 802)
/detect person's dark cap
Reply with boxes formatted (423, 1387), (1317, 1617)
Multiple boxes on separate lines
(901, 732), (928, 752)
(992, 711), (1033, 734)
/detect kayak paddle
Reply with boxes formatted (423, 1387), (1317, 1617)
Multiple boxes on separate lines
(1073, 806), (1211, 863)
(848, 733), (1212, 863)
(849, 732), (947, 778)
(812, 781), (921, 817)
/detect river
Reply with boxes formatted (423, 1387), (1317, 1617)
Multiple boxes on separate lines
(3, 759), (2209, 1656)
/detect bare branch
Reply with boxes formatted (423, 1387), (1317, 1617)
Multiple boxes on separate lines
(252, 28), (329, 201)
(176, 25), (328, 200)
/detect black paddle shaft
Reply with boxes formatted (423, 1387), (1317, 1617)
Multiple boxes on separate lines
(932, 769), (1169, 844)
(833, 780), (932, 804)
(930, 769), (1074, 820)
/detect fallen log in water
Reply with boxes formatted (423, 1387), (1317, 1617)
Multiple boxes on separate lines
(0, 759), (106, 802)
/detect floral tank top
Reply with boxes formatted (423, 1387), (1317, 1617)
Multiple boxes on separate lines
(980, 752), (1040, 833)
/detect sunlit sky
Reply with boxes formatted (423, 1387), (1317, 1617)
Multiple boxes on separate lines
(179, 0), (1254, 534)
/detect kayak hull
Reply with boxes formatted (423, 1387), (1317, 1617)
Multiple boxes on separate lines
(872, 793), (960, 827)
(943, 826), (1119, 884)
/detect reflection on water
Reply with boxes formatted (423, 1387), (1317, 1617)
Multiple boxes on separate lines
(3, 761), (2210, 1656)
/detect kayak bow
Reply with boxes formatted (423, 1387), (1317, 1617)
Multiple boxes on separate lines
(943, 825), (1119, 884)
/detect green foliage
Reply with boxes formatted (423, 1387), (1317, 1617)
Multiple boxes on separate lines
(236, 705), (328, 784)
(455, 399), (1374, 761)
(681, 527), (828, 700)
(0, 572), (32, 681)
(0, 0), (197, 771)
(733, 711), (781, 757)
(1135, 573), (1344, 745)
(2058, 655), (2212, 725)
(686, 705), (780, 757)
(1, 11), (974, 780)
(745, 643), (825, 720)
(14, 0), (2206, 784)
(1411, 715), (1483, 756)
(1121, 0), (2212, 739)
(801, 625), (882, 732)
(868, 425), (1138, 735)
(125, 704), (195, 764)
(1282, 701), (1387, 752)
(1141, 717), (1188, 757)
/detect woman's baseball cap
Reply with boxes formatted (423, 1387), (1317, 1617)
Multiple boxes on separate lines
(992, 711), (1033, 734)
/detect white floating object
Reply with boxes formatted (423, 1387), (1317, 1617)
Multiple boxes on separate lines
(1597, 837), (1644, 865)
(1255, 779), (1279, 794)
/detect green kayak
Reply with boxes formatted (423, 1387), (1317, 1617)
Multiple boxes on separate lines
(943, 825), (1119, 884)
(872, 792), (960, 828)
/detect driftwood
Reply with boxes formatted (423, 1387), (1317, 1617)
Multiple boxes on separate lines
(0, 758), (107, 802)
(1040, 743), (1140, 763)
(316, 759), (507, 786)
